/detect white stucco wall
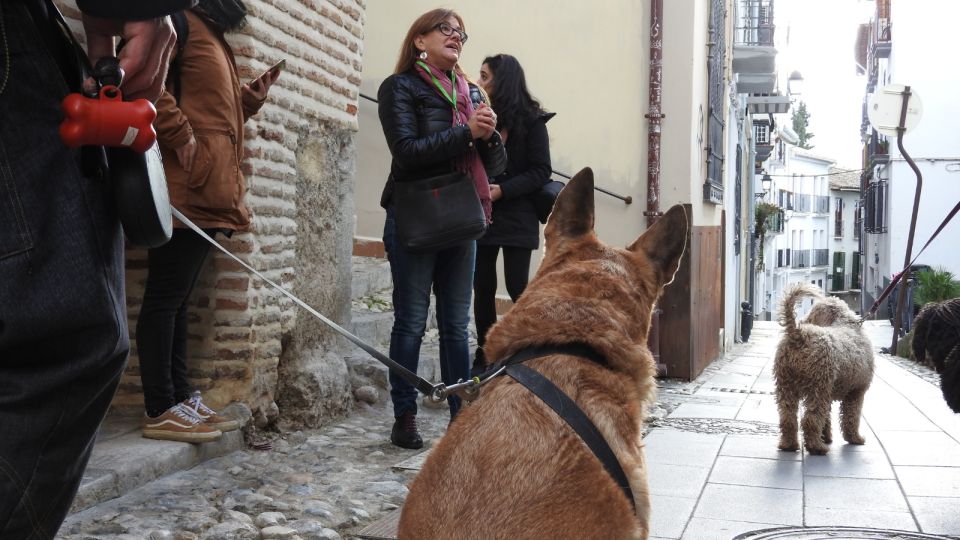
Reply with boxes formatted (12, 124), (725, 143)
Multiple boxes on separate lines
(356, 1), (723, 301)
(356, 0), (652, 252)
(865, 0), (960, 302)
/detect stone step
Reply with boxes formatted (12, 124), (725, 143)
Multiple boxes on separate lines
(351, 256), (392, 300)
(71, 412), (244, 514)
(349, 293), (437, 349)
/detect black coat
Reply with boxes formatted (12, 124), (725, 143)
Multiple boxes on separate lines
(478, 112), (554, 249)
(377, 71), (507, 208)
(77, 0), (196, 19)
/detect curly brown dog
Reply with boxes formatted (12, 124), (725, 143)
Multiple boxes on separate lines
(912, 298), (960, 412)
(396, 168), (688, 540)
(774, 284), (874, 455)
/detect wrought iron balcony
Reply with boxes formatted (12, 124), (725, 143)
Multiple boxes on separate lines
(813, 249), (830, 267)
(733, 0), (777, 93)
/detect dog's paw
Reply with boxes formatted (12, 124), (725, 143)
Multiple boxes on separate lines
(821, 434), (833, 444)
(845, 434), (866, 445)
(805, 444), (829, 455)
(778, 441), (800, 452)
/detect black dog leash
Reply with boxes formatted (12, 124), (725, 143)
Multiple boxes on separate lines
(501, 352), (637, 513)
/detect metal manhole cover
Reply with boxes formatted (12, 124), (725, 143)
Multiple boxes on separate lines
(734, 526), (956, 539)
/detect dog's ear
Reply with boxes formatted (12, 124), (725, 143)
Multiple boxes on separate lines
(544, 167), (594, 243)
(628, 204), (688, 287)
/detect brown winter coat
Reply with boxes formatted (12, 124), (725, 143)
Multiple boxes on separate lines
(154, 10), (265, 231)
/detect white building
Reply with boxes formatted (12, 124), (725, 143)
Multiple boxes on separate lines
(756, 129), (832, 320)
(827, 168), (862, 312)
(857, 0), (960, 317)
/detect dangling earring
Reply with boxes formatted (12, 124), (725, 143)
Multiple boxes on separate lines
(418, 50), (428, 61)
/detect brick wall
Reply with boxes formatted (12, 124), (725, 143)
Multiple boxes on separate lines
(58, 1), (365, 423)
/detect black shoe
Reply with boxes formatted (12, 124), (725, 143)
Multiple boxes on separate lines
(390, 411), (423, 449)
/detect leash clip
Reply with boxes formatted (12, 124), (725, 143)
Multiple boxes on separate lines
(428, 367), (506, 403)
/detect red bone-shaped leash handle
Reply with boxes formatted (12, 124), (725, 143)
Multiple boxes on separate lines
(60, 85), (157, 152)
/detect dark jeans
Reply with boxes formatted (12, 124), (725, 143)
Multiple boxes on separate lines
(136, 228), (213, 416)
(383, 209), (475, 419)
(473, 244), (532, 366)
(0, 3), (128, 537)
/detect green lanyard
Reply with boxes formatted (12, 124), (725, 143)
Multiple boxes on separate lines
(417, 60), (458, 114)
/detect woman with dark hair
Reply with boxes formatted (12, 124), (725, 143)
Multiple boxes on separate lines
(472, 54), (553, 373)
(378, 9), (506, 448)
(136, 0), (279, 443)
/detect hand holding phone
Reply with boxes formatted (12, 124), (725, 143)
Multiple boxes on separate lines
(244, 59), (284, 101)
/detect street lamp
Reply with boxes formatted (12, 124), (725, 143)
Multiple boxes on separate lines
(756, 172), (773, 200)
(787, 71), (804, 102)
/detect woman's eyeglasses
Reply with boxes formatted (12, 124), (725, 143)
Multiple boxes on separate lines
(434, 22), (468, 44)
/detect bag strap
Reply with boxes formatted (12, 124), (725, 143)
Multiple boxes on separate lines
(505, 363), (636, 512)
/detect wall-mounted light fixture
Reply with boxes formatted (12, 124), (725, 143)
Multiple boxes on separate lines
(787, 71), (804, 101)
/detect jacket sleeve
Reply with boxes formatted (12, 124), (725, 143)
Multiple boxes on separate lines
(498, 120), (551, 200)
(377, 75), (476, 173)
(153, 89), (193, 149)
(478, 131), (507, 177)
(77, 1), (197, 19)
(241, 90), (267, 122)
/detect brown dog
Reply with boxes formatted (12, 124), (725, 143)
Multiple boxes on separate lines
(397, 168), (688, 539)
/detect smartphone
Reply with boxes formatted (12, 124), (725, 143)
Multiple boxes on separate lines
(253, 59), (285, 84)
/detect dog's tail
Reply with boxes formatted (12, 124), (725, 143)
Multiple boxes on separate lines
(777, 283), (824, 335)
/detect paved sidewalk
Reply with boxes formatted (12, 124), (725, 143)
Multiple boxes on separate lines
(643, 321), (960, 539)
(59, 320), (960, 539)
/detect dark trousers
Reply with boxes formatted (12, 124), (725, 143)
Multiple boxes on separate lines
(383, 209), (475, 419)
(472, 244), (532, 366)
(136, 228), (212, 416)
(0, 3), (128, 537)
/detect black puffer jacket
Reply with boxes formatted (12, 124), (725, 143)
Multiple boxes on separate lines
(479, 112), (554, 249)
(377, 70), (507, 208)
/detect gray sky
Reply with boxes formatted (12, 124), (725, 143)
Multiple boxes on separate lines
(776, 0), (874, 169)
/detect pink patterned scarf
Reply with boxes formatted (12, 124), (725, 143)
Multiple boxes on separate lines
(414, 61), (492, 222)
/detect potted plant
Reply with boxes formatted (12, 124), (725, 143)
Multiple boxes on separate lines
(914, 266), (960, 305)
(754, 202), (780, 271)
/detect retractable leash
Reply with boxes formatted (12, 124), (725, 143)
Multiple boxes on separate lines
(171, 208), (489, 403)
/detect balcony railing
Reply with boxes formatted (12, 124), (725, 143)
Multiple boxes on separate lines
(778, 189), (794, 211)
(791, 249), (810, 269)
(813, 249), (829, 267)
(814, 195), (830, 214)
(735, 0), (775, 46)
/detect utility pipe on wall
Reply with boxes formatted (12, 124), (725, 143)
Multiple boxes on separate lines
(645, 0), (664, 228)
(645, 0), (666, 373)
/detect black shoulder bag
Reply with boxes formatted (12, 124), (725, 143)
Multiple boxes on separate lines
(393, 171), (487, 253)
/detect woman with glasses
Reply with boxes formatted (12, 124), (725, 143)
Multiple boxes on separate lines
(377, 9), (506, 448)
(471, 54), (553, 374)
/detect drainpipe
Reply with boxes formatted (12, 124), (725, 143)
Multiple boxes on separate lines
(645, 0), (666, 373)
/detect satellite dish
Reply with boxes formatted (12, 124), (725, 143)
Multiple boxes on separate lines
(868, 84), (922, 137)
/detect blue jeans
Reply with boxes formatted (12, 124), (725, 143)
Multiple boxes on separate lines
(383, 209), (475, 419)
(0, 3), (128, 538)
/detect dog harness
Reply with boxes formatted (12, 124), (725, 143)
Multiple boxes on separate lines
(487, 343), (637, 513)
